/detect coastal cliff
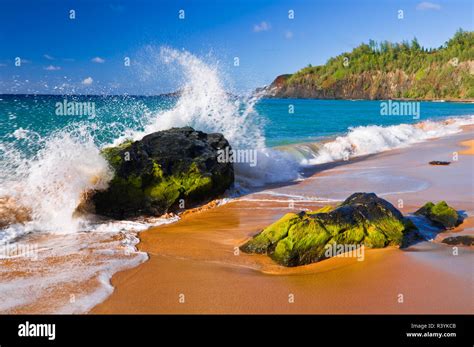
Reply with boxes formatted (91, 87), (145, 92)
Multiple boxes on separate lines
(262, 30), (474, 100)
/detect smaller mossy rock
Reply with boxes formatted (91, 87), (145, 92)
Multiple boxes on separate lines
(415, 201), (461, 229)
(92, 127), (234, 219)
(240, 193), (417, 267)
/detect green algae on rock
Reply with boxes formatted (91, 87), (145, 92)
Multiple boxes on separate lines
(414, 201), (461, 229)
(240, 193), (418, 267)
(92, 127), (234, 219)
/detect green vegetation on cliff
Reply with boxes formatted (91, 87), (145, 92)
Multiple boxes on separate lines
(268, 30), (473, 100)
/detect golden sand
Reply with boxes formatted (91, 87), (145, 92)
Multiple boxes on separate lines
(89, 128), (474, 314)
(459, 139), (474, 155)
(92, 202), (472, 314)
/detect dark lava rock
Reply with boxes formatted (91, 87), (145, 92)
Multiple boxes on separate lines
(429, 161), (450, 166)
(441, 235), (473, 246)
(92, 127), (234, 219)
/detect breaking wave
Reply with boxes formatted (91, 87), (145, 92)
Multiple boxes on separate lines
(279, 116), (474, 166)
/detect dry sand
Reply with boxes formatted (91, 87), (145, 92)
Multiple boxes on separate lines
(460, 139), (474, 155)
(92, 127), (474, 314)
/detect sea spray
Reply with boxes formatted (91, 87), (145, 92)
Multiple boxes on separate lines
(0, 127), (113, 238)
(128, 47), (301, 186)
(0, 47), (301, 314)
(0, 47), (300, 239)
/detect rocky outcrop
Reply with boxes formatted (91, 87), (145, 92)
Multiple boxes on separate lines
(261, 31), (474, 100)
(442, 235), (473, 246)
(263, 62), (473, 100)
(415, 201), (461, 229)
(92, 127), (234, 219)
(263, 71), (413, 100)
(240, 193), (418, 267)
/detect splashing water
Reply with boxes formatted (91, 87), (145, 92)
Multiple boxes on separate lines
(0, 47), (301, 240)
(129, 47), (300, 186)
(280, 116), (474, 166)
(139, 48), (264, 148)
(1, 46), (472, 239)
(0, 127), (113, 240)
(0, 47), (301, 314)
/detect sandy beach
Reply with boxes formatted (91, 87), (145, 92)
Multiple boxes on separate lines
(91, 126), (474, 314)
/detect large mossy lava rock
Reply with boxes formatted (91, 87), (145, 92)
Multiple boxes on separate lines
(92, 127), (234, 219)
(240, 193), (418, 267)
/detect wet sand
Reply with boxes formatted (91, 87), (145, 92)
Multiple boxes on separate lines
(0, 231), (147, 313)
(92, 127), (474, 314)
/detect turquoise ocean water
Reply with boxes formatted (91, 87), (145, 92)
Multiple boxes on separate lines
(1, 94), (473, 148)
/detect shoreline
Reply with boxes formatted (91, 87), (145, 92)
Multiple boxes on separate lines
(91, 126), (474, 314)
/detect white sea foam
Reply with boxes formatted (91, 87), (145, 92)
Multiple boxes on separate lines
(0, 129), (113, 239)
(284, 116), (474, 166)
(239, 191), (340, 204)
(0, 127), (153, 313)
(0, 231), (148, 314)
(126, 47), (301, 187)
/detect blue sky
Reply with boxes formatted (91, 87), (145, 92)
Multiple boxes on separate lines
(0, 0), (472, 94)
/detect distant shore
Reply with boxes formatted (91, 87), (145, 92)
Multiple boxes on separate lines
(91, 126), (474, 314)
(261, 95), (474, 103)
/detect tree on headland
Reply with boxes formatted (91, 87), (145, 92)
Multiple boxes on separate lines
(280, 30), (474, 99)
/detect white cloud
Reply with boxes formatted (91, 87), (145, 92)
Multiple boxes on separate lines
(285, 30), (294, 39)
(44, 65), (61, 71)
(82, 77), (93, 85)
(44, 54), (55, 60)
(253, 21), (271, 32)
(91, 57), (105, 63)
(416, 2), (441, 10)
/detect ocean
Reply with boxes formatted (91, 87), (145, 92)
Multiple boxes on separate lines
(2, 95), (474, 147)
(0, 48), (473, 313)
(2, 93), (473, 192)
